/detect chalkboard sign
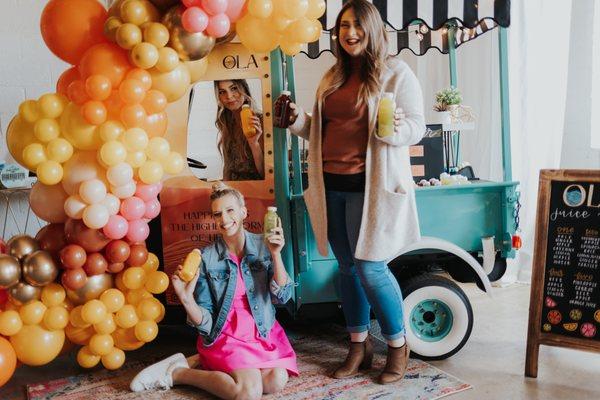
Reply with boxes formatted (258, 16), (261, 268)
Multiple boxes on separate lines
(526, 170), (600, 378)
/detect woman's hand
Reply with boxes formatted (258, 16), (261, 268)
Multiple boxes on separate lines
(246, 115), (263, 147)
(393, 107), (406, 133)
(288, 102), (300, 125)
(171, 266), (200, 304)
(266, 220), (285, 255)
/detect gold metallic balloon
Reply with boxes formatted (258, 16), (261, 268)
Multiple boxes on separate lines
(66, 273), (114, 305)
(0, 255), (21, 289)
(7, 235), (40, 261)
(162, 6), (216, 61)
(8, 282), (42, 306)
(22, 250), (59, 287)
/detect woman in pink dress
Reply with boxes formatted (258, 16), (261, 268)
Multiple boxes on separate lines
(131, 182), (298, 399)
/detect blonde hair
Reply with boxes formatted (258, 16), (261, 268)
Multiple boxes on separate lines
(210, 181), (245, 206)
(328, 0), (389, 106)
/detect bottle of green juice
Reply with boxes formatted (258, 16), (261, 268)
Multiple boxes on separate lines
(377, 92), (395, 137)
(264, 207), (279, 238)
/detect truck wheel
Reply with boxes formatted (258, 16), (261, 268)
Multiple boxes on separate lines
(401, 274), (473, 360)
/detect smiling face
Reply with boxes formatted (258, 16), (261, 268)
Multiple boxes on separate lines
(338, 8), (366, 57)
(217, 80), (245, 111)
(211, 193), (247, 238)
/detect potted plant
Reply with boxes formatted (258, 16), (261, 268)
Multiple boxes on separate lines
(432, 86), (462, 124)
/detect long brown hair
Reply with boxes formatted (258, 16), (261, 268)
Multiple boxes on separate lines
(328, 0), (389, 105)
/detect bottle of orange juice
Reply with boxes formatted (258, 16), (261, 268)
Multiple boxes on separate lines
(377, 92), (395, 137)
(240, 104), (257, 138)
(179, 249), (202, 282)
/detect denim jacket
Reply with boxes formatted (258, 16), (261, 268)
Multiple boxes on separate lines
(190, 230), (294, 347)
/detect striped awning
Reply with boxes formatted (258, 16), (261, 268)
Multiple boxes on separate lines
(300, 0), (510, 58)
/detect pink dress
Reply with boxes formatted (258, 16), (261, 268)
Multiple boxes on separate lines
(196, 253), (298, 376)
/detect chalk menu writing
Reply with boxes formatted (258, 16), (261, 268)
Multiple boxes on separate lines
(541, 181), (600, 340)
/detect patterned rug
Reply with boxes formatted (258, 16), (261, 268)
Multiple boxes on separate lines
(27, 332), (471, 400)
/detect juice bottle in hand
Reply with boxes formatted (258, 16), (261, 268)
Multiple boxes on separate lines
(377, 92), (395, 137)
(264, 207), (279, 239)
(240, 104), (257, 138)
(179, 249), (202, 282)
(273, 91), (292, 129)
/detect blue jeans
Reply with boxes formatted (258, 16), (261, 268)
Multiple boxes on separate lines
(326, 190), (405, 340)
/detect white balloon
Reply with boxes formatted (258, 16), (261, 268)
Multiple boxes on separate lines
(101, 193), (121, 215)
(62, 151), (105, 195)
(82, 204), (110, 229)
(111, 182), (137, 199)
(106, 162), (134, 187)
(64, 194), (87, 219)
(79, 178), (108, 204)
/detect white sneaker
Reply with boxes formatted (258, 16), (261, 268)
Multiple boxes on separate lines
(130, 353), (189, 392)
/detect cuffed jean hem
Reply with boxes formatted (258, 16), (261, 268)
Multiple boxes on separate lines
(347, 324), (370, 333)
(381, 329), (406, 341)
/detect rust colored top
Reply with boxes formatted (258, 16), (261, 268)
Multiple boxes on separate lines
(322, 62), (369, 175)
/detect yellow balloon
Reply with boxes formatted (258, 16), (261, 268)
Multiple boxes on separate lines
(286, 17), (319, 43)
(248, 0), (274, 18)
(112, 327), (144, 351)
(122, 267), (147, 290)
(134, 320), (158, 342)
(89, 333), (114, 356)
(143, 22), (169, 48)
(126, 150), (147, 168)
(0, 310), (23, 336)
(60, 103), (103, 150)
(185, 56), (209, 84)
(46, 137), (74, 163)
(81, 299), (108, 325)
(306, 0), (326, 19)
(155, 47), (179, 73)
(10, 324), (65, 366)
(77, 345), (101, 368)
(130, 42), (159, 69)
(237, 15), (280, 53)
(101, 347), (126, 370)
(65, 323), (95, 345)
(94, 313), (117, 335)
(116, 23), (142, 50)
(34, 118), (61, 143)
(126, 288), (152, 306)
(149, 63), (191, 102)
(136, 297), (161, 321)
(19, 301), (47, 326)
(19, 100), (41, 123)
(122, 128), (149, 151)
(6, 116), (37, 168)
(41, 283), (67, 307)
(100, 288), (126, 313)
(138, 160), (163, 184)
(156, 302), (165, 323)
(142, 253), (160, 272)
(100, 140), (128, 166)
(38, 93), (67, 119)
(115, 271), (128, 292)
(69, 306), (91, 328)
(144, 271), (169, 294)
(23, 143), (47, 169)
(280, 36), (302, 56)
(282, 0), (308, 18)
(98, 120), (125, 142)
(115, 304), (139, 328)
(146, 137), (170, 161)
(43, 306), (69, 331)
(163, 151), (184, 174)
(36, 160), (64, 185)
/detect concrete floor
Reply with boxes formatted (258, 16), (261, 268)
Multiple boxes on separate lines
(1, 283), (599, 399)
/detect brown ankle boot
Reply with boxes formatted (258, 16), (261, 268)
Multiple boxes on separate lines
(377, 343), (410, 384)
(332, 337), (373, 379)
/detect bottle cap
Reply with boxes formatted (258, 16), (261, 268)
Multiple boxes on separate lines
(267, 206), (277, 212)
(281, 90), (291, 96)
(242, 104), (250, 109)
(383, 92), (394, 99)
(192, 249), (201, 254)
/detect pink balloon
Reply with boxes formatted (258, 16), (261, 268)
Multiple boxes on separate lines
(134, 183), (160, 202)
(225, 0), (246, 22)
(156, 182), (163, 193)
(120, 196), (146, 220)
(182, 6), (209, 33)
(201, 0), (228, 15)
(182, 0), (202, 6)
(103, 214), (129, 239)
(206, 13), (230, 38)
(126, 219), (150, 242)
(144, 199), (161, 219)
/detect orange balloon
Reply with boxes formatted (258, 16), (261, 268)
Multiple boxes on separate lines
(105, 90), (125, 120)
(85, 75), (112, 101)
(40, 0), (107, 65)
(79, 43), (132, 88)
(65, 323), (96, 345)
(57, 67), (81, 96)
(126, 69), (153, 91)
(67, 80), (89, 105)
(142, 90), (167, 114)
(120, 104), (147, 128)
(144, 111), (168, 138)
(119, 79), (146, 104)
(111, 327), (144, 351)
(82, 101), (108, 125)
(0, 337), (17, 387)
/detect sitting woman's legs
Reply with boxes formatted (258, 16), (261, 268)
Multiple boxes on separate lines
(172, 367), (263, 400)
(261, 367), (289, 394)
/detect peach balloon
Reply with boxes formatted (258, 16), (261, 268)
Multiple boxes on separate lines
(79, 43), (132, 88)
(30, 182), (69, 223)
(62, 151), (106, 195)
(57, 67), (80, 96)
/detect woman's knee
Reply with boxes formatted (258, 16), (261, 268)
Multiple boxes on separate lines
(232, 381), (262, 400)
(263, 368), (288, 394)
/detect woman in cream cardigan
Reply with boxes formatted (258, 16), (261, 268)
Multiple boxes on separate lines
(287, 0), (425, 385)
